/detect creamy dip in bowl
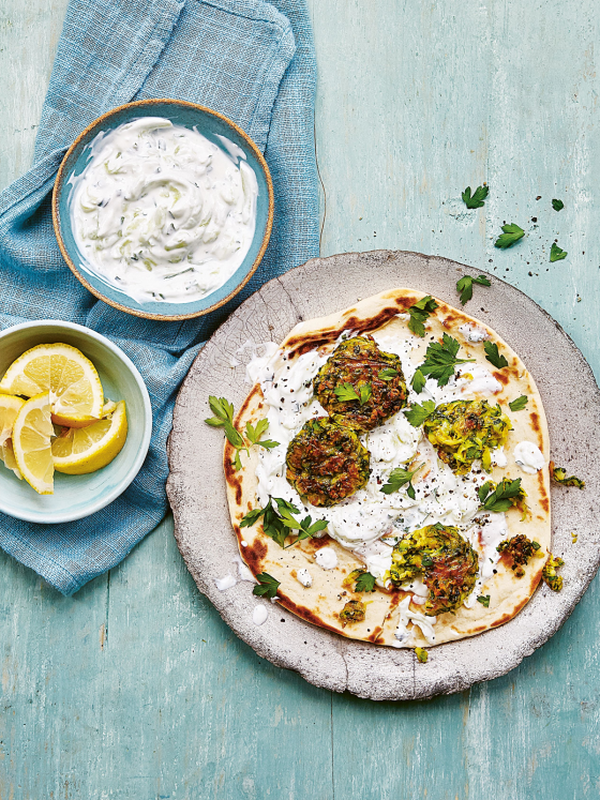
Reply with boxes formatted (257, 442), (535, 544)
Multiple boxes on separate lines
(53, 100), (273, 320)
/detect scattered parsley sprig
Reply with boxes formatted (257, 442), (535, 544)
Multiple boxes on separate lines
(205, 396), (279, 470)
(552, 198), (564, 212)
(483, 341), (508, 369)
(509, 395), (528, 411)
(550, 243), (567, 263)
(253, 572), (280, 599)
(478, 478), (526, 514)
(334, 382), (372, 405)
(407, 296), (439, 337)
(240, 497), (328, 549)
(403, 400), (436, 428)
(378, 368), (398, 381)
(494, 223), (525, 249)
(462, 185), (489, 209)
(380, 462), (426, 500)
(456, 274), (491, 305)
(415, 334), (475, 388)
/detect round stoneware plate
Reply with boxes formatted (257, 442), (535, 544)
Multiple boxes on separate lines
(167, 250), (600, 700)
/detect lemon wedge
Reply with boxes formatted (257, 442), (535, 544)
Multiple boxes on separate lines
(0, 343), (104, 427)
(12, 392), (55, 494)
(52, 400), (128, 475)
(0, 393), (25, 479)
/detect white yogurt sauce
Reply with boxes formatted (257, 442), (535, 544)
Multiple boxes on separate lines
(458, 322), (490, 343)
(69, 117), (259, 304)
(296, 568), (313, 587)
(393, 595), (437, 645)
(514, 441), (545, 474)
(214, 574), (237, 591)
(253, 605), (268, 625)
(315, 547), (338, 570)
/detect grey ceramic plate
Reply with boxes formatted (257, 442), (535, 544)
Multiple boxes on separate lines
(167, 250), (600, 700)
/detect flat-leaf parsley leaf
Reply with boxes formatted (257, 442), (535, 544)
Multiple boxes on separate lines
(483, 341), (508, 369)
(334, 382), (372, 406)
(552, 198), (564, 211)
(478, 478), (526, 514)
(378, 367), (398, 381)
(407, 296), (439, 337)
(550, 242), (567, 262)
(205, 395), (279, 469)
(509, 395), (528, 411)
(404, 400), (436, 428)
(253, 572), (280, 599)
(462, 185), (489, 209)
(381, 462), (425, 500)
(411, 368), (427, 394)
(418, 334), (475, 387)
(494, 223), (525, 249)
(456, 274), (491, 305)
(355, 572), (377, 593)
(240, 497), (328, 549)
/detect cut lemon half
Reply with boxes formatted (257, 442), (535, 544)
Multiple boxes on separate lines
(12, 392), (55, 494)
(0, 343), (104, 426)
(52, 400), (128, 475)
(0, 393), (25, 479)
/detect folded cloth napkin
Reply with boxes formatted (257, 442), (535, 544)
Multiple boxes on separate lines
(0, 0), (319, 595)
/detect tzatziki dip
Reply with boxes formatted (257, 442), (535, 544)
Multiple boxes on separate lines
(69, 117), (259, 304)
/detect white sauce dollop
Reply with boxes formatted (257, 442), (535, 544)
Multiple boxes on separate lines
(458, 322), (490, 343)
(253, 605), (268, 626)
(69, 117), (258, 304)
(393, 596), (436, 645)
(214, 574), (236, 591)
(315, 547), (338, 570)
(514, 441), (545, 474)
(296, 568), (313, 587)
(491, 446), (508, 468)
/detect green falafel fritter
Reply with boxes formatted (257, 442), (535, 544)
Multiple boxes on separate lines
(387, 524), (479, 616)
(313, 335), (408, 432)
(286, 417), (370, 506)
(423, 399), (512, 474)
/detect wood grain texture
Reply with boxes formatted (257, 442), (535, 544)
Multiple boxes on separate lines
(1, 0), (600, 797)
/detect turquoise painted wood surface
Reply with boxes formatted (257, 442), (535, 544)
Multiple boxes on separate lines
(1, 0), (600, 797)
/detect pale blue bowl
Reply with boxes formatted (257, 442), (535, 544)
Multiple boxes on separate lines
(52, 99), (274, 321)
(0, 321), (152, 523)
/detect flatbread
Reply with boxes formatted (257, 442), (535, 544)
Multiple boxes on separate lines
(224, 288), (550, 648)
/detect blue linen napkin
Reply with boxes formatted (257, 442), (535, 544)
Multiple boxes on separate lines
(0, 0), (319, 595)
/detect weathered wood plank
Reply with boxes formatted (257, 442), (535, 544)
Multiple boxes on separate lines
(1, 0), (600, 797)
